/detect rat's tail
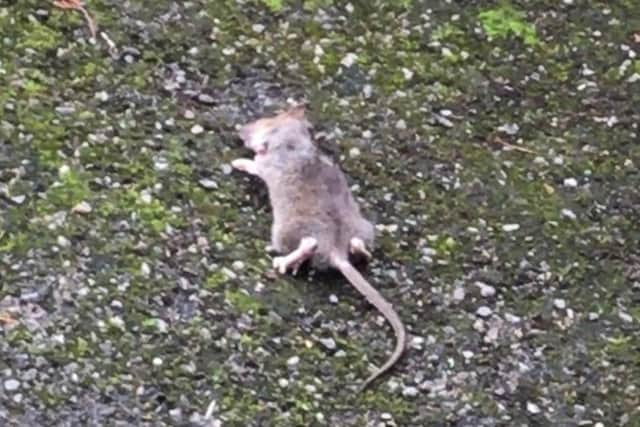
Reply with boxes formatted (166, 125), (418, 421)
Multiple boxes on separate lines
(330, 253), (406, 392)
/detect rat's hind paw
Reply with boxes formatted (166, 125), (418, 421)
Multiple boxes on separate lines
(349, 237), (372, 260)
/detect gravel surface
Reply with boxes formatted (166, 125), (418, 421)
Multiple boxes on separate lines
(1, 1), (639, 426)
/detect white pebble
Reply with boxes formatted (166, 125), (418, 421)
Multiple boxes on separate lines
(340, 53), (358, 67)
(95, 91), (110, 102)
(71, 201), (92, 214)
(319, 337), (336, 350)
(474, 281), (496, 297)
(562, 209), (577, 220)
(57, 235), (70, 248)
(553, 299), (566, 310)
(287, 356), (300, 366)
(58, 164), (70, 177)
(502, 224), (520, 232)
(278, 378), (289, 388)
(191, 124), (204, 135)
(328, 294), (338, 304)
(588, 312), (599, 321)
(476, 306), (492, 318)
(153, 357), (163, 366)
(252, 24), (265, 33)
(410, 336), (424, 350)
(563, 177), (578, 187)
(402, 68), (414, 80)
(527, 401), (541, 414)
(140, 262), (151, 277)
(395, 119), (407, 130)
(462, 350), (474, 359)
(10, 195), (25, 204)
(349, 147), (360, 158)
(4, 379), (20, 391)
(402, 386), (419, 397)
(108, 316), (125, 330)
(619, 311), (633, 323)
(452, 287), (465, 302)
(232, 261), (245, 271)
(498, 123), (519, 135)
(199, 178), (218, 189)
(362, 84), (373, 98)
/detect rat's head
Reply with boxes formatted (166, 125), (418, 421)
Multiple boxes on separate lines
(238, 105), (313, 156)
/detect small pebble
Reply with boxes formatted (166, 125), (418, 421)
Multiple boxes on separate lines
(252, 24), (265, 33)
(588, 312), (599, 321)
(349, 147), (360, 158)
(619, 311), (633, 323)
(71, 201), (92, 214)
(57, 235), (70, 248)
(402, 386), (419, 397)
(278, 378), (289, 388)
(95, 91), (109, 102)
(197, 93), (215, 105)
(319, 337), (336, 351)
(563, 177), (578, 187)
(498, 123), (519, 135)
(452, 287), (465, 302)
(58, 164), (70, 177)
(476, 306), (492, 318)
(184, 110), (195, 120)
(395, 119), (407, 130)
(340, 53), (358, 67)
(191, 124), (204, 134)
(287, 356), (300, 367)
(199, 179), (218, 190)
(10, 195), (25, 204)
(474, 281), (496, 297)
(561, 209), (577, 220)
(153, 357), (163, 367)
(4, 379), (20, 391)
(502, 224), (520, 232)
(553, 299), (566, 310)
(526, 401), (541, 414)
(108, 316), (125, 330)
(140, 262), (151, 277)
(462, 350), (474, 359)
(328, 294), (338, 304)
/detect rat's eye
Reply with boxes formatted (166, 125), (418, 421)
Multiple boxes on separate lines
(285, 142), (295, 151)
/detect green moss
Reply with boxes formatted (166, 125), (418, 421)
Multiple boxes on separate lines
(45, 168), (91, 210)
(18, 20), (62, 51)
(225, 289), (264, 314)
(478, 4), (540, 46)
(261, 0), (285, 12)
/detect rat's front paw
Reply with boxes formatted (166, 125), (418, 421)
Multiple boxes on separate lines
(272, 256), (288, 274)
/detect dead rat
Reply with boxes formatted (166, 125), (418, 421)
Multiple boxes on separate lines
(231, 105), (406, 392)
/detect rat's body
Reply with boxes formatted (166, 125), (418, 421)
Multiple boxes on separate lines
(232, 106), (406, 391)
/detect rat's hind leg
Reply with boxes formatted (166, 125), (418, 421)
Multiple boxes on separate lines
(272, 237), (318, 274)
(349, 236), (372, 260)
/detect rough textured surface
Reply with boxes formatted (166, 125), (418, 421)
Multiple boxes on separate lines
(1, 1), (639, 425)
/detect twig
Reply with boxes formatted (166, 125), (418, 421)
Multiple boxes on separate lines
(489, 135), (538, 155)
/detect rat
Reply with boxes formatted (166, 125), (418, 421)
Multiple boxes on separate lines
(231, 105), (406, 391)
